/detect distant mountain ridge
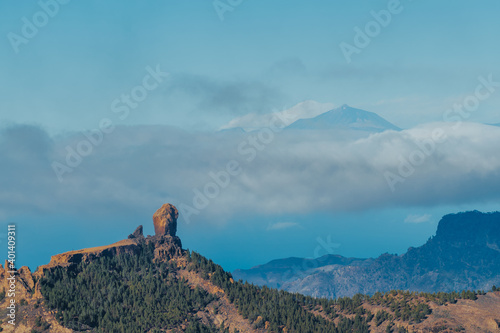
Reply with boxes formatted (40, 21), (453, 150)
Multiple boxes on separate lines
(232, 255), (365, 289)
(285, 104), (401, 132)
(233, 210), (500, 299)
(220, 102), (500, 134)
(219, 103), (401, 133)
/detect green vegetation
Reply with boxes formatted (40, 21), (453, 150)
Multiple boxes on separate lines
(40, 242), (218, 333)
(417, 290), (479, 305)
(33, 315), (51, 331)
(188, 251), (343, 332)
(187, 251), (485, 332)
(39, 242), (488, 333)
(375, 310), (392, 326)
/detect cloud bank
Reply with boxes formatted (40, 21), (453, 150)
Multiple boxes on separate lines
(1, 122), (500, 225)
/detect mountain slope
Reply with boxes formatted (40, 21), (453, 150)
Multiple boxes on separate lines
(234, 211), (500, 299)
(285, 104), (401, 132)
(233, 254), (364, 289)
(1, 205), (499, 333)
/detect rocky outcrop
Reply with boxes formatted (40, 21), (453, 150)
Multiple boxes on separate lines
(0, 262), (36, 310)
(153, 203), (178, 236)
(0, 263), (73, 333)
(154, 236), (184, 261)
(128, 225), (144, 239)
(33, 204), (183, 277)
(18, 266), (35, 291)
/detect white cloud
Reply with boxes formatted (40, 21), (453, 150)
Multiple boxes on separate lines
(266, 222), (300, 231)
(219, 100), (334, 131)
(404, 214), (431, 224)
(2, 122), (500, 226)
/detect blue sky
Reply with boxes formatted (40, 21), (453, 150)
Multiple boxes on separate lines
(1, 0), (500, 271)
(2, 0), (500, 131)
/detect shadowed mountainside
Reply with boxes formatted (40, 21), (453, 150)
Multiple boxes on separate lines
(234, 211), (500, 299)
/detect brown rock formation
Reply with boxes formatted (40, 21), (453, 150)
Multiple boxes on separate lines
(34, 205), (184, 277)
(128, 225), (144, 239)
(154, 236), (184, 261)
(18, 266), (35, 290)
(33, 238), (142, 279)
(153, 203), (178, 236)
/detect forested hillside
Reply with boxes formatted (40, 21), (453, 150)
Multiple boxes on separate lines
(36, 237), (495, 333)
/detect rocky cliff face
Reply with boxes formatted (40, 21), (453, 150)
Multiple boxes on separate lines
(0, 261), (34, 301)
(234, 211), (500, 299)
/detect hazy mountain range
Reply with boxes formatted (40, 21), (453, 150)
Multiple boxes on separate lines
(221, 103), (401, 133)
(222, 102), (499, 134)
(233, 211), (500, 299)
